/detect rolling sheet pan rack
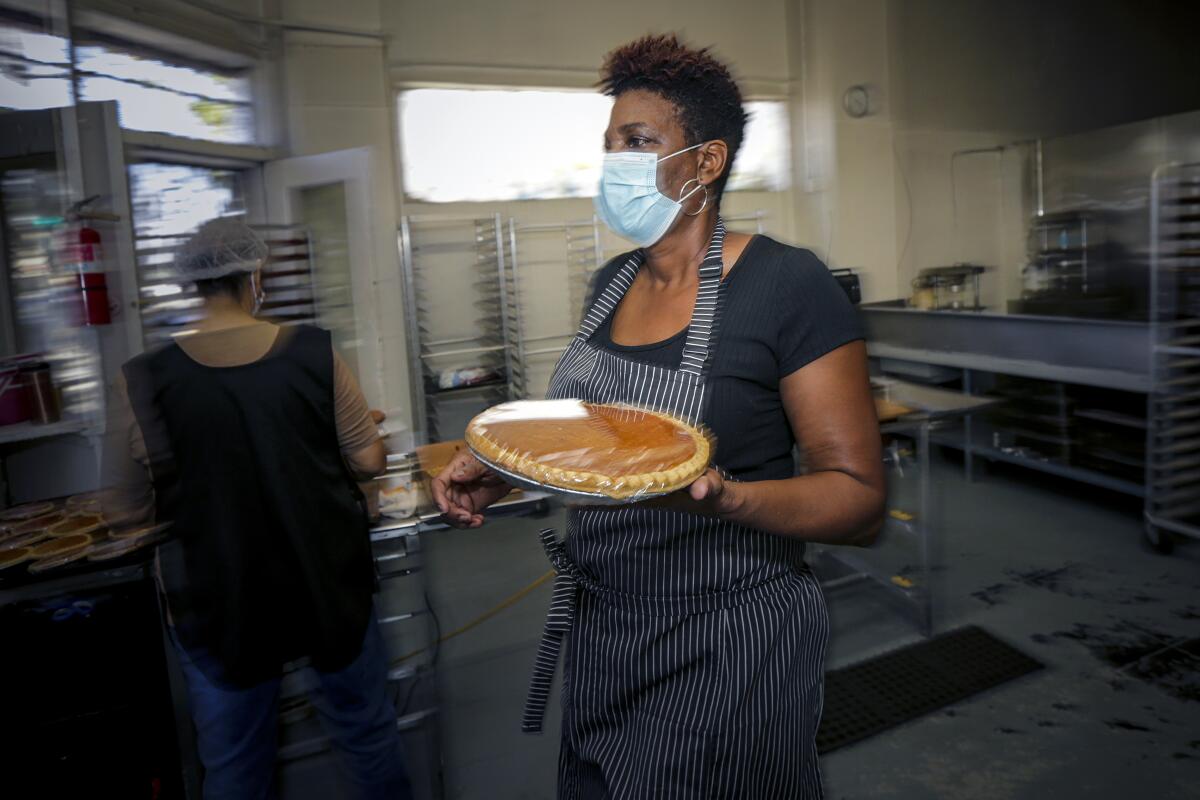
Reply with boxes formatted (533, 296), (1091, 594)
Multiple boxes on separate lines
(399, 214), (524, 442)
(1145, 163), (1200, 551)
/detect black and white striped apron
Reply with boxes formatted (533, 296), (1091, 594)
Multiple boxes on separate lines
(523, 220), (830, 799)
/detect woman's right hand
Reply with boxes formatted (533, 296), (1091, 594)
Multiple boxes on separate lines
(430, 449), (512, 528)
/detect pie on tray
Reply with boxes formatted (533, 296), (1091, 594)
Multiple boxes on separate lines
(0, 547), (31, 569)
(48, 514), (105, 538)
(66, 491), (105, 510)
(7, 512), (65, 536)
(29, 533), (93, 560)
(465, 400), (711, 501)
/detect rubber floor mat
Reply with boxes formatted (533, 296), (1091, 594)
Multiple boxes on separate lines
(817, 625), (1044, 753)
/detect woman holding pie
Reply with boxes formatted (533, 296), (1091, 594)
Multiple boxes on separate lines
(432, 34), (885, 798)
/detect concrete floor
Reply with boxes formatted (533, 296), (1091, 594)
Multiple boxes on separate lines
(422, 455), (1200, 799)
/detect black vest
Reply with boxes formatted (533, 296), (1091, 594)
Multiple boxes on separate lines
(125, 325), (375, 686)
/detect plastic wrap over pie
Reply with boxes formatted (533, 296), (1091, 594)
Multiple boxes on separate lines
(465, 400), (712, 501)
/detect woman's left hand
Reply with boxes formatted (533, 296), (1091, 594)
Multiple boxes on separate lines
(639, 468), (740, 518)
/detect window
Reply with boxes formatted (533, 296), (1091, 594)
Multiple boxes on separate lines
(0, 17), (255, 143)
(398, 88), (791, 203)
(129, 162), (246, 238)
(725, 101), (791, 193)
(0, 21), (72, 110)
(76, 42), (254, 143)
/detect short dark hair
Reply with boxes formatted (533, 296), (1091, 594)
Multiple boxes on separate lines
(599, 33), (748, 203)
(195, 271), (251, 299)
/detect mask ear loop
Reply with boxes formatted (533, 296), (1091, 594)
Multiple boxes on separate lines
(679, 179), (709, 217)
(250, 269), (265, 316)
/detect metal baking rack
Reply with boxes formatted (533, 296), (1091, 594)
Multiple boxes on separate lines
(273, 448), (551, 794)
(1144, 163), (1200, 552)
(399, 214), (524, 442)
(275, 451), (437, 777)
(504, 217), (603, 398)
(134, 223), (317, 348)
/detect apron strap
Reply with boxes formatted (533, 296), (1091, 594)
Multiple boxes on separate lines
(573, 218), (728, 373)
(522, 528), (579, 734)
(679, 218), (726, 378)
(576, 252), (642, 342)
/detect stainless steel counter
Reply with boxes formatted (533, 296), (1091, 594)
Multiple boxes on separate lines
(860, 301), (1152, 392)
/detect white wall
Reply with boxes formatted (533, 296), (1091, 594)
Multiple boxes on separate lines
(785, 0), (906, 301)
(788, 0), (1200, 311)
(275, 3), (411, 421)
(381, 0), (791, 96)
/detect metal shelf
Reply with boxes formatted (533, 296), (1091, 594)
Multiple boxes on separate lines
(0, 418), (92, 446)
(424, 378), (508, 398)
(1146, 163), (1200, 548)
(931, 426), (1145, 497)
(1074, 408), (1148, 429)
(277, 709), (437, 764)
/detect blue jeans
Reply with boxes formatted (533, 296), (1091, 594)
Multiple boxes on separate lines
(171, 613), (412, 800)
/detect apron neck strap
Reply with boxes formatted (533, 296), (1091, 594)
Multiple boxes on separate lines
(576, 219), (727, 380)
(678, 218), (726, 377)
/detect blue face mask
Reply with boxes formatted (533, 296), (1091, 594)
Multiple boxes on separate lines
(594, 143), (706, 247)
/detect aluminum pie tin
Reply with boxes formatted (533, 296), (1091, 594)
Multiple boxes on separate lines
(0, 546), (32, 570)
(0, 530), (53, 551)
(109, 522), (172, 541)
(6, 512), (65, 536)
(0, 501), (56, 522)
(67, 499), (104, 516)
(87, 537), (150, 562)
(467, 445), (676, 507)
(65, 492), (105, 510)
(28, 547), (91, 574)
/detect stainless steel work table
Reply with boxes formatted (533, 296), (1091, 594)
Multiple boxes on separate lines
(813, 380), (998, 637)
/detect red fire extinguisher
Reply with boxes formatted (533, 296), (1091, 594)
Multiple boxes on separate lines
(68, 224), (111, 326)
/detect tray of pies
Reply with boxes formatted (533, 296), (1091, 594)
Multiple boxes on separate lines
(465, 399), (712, 505)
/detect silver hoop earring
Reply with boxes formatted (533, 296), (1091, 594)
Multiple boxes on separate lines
(679, 179), (709, 217)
